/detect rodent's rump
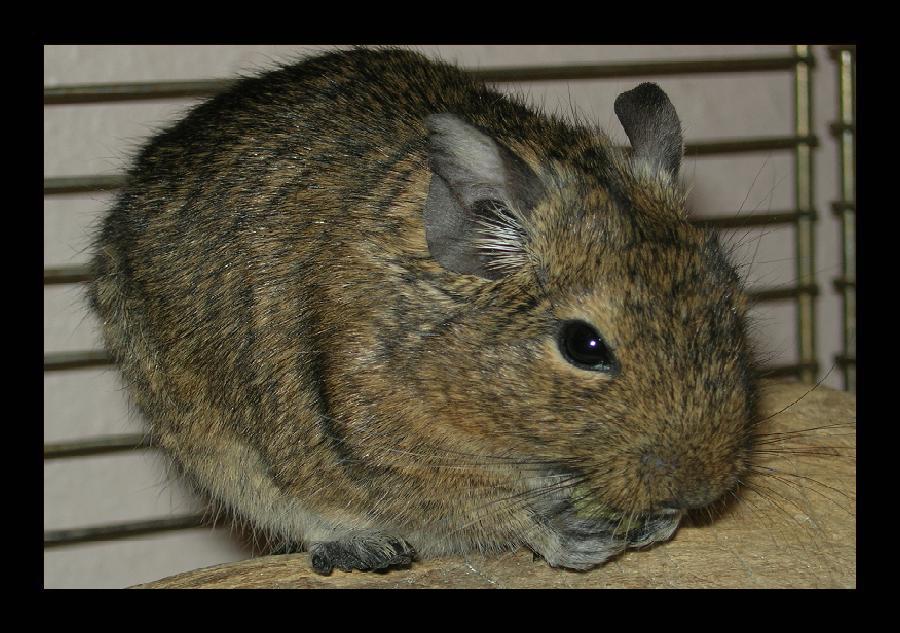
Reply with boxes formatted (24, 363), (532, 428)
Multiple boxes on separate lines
(89, 48), (757, 574)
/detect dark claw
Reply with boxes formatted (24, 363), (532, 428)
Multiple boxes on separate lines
(375, 536), (414, 569)
(310, 547), (335, 575)
(309, 534), (415, 575)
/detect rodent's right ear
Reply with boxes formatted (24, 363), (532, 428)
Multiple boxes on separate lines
(424, 113), (544, 280)
(614, 83), (684, 180)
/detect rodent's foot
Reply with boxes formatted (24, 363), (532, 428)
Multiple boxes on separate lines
(529, 510), (682, 570)
(308, 532), (416, 575)
(534, 525), (629, 570)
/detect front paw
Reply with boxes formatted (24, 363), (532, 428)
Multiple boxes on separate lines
(308, 532), (416, 575)
(532, 521), (629, 570)
(528, 511), (682, 571)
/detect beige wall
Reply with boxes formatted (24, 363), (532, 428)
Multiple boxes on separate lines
(43, 45), (848, 588)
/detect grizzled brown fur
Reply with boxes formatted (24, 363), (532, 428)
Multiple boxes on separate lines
(89, 48), (757, 573)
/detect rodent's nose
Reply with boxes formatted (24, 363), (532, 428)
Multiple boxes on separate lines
(639, 450), (732, 511)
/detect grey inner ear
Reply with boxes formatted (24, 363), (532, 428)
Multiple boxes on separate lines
(614, 83), (684, 179)
(424, 175), (502, 279)
(424, 113), (543, 280)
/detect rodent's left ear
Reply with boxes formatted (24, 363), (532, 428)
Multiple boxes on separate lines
(614, 83), (684, 180)
(424, 113), (545, 280)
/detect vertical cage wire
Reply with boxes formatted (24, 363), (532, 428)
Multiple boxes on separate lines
(793, 45), (819, 384)
(830, 46), (856, 391)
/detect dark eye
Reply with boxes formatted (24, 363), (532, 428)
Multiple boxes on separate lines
(558, 320), (618, 373)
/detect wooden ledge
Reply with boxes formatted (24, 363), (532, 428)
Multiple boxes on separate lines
(135, 381), (856, 589)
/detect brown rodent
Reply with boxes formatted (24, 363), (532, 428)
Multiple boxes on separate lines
(89, 47), (757, 574)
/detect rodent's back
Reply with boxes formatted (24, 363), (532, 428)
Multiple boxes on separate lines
(90, 50), (460, 413)
(90, 48), (600, 431)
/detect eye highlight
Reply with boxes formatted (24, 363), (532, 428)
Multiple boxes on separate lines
(558, 320), (619, 374)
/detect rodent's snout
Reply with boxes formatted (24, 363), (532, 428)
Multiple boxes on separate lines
(638, 447), (742, 512)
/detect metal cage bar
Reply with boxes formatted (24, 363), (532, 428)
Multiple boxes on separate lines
(44, 433), (150, 459)
(793, 45), (819, 385)
(44, 514), (208, 548)
(44, 47), (823, 546)
(830, 46), (856, 391)
(43, 350), (111, 371)
(43, 53), (813, 106)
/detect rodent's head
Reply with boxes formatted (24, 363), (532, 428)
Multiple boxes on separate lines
(413, 83), (755, 531)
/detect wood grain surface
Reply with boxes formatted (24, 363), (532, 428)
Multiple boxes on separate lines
(135, 380), (856, 588)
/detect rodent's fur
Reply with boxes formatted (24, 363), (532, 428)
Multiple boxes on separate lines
(89, 47), (757, 573)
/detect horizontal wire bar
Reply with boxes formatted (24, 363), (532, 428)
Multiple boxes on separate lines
(44, 264), (91, 285)
(747, 283), (819, 303)
(44, 433), (150, 459)
(829, 122), (855, 136)
(43, 54), (811, 106)
(43, 136), (819, 197)
(44, 350), (112, 371)
(469, 55), (814, 81)
(684, 135), (818, 156)
(831, 201), (855, 215)
(43, 514), (208, 548)
(689, 209), (811, 229)
(44, 79), (234, 105)
(43, 175), (127, 195)
(832, 277), (856, 291)
(834, 355), (856, 368)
